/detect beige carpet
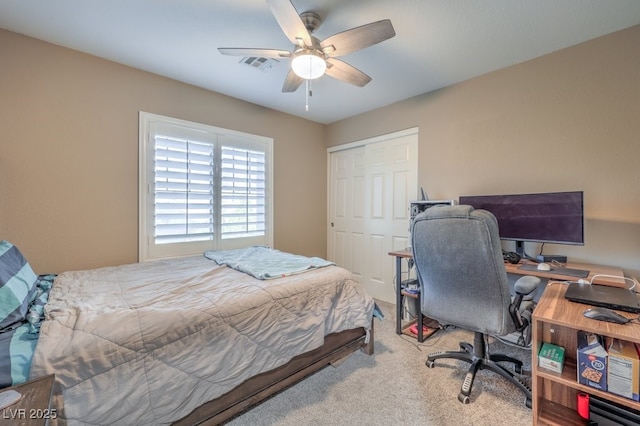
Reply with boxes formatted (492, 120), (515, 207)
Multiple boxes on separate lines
(227, 300), (533, 425)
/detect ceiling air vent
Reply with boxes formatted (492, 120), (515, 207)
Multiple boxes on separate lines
(240, 57), (279, 72)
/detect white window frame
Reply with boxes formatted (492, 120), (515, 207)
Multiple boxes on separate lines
(139, 111), (273, 261)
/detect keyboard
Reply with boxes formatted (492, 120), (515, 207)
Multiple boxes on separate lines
(517, 263), (590, 278)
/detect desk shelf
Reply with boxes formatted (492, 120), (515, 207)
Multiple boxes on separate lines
(532, 277), (640, 425)
(399, 289), (425, 341)
(538, 399), (587, 426)
(389, 250), (428, 342)
(400, 318), (420, 338)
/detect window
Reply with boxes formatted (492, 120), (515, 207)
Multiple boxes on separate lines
(139, 112), (273, 261)
(220, 145), (267, 239)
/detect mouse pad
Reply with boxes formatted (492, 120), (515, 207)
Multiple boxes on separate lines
(517, 263), (589, 278)
(564, 283), (640, 313)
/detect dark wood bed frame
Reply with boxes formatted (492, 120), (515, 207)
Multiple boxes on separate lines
(173, 322), (374, 425)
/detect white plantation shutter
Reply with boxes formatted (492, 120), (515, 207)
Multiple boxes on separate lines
(154, 136), (215, 244)
(220, 146), (266, 239)
(139, 112), (272, 261)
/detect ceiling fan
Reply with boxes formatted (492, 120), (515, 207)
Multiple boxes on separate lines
(218, 0), (396, 94)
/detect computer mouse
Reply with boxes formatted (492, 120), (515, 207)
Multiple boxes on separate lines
(583, 307), (630, 324)
(537, 262), (551, 271)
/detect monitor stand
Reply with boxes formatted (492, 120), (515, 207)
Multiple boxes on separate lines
(515, 241), (538, 262)
(516, 240), (570, 264)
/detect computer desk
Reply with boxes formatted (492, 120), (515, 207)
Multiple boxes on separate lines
(504, 260), (627, 287)
(389, 250), (629, 343)
(529, 263), (637, 425)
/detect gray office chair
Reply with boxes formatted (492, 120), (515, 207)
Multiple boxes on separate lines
(411, 205), (540, 406)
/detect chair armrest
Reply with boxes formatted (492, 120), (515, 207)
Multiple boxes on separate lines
(514, 275), (541, 296)
(510, 275), (541, 331)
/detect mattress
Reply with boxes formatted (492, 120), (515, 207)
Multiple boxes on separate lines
(30, 255), (374, 425)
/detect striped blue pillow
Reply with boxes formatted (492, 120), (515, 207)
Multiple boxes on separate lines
(0, 241), (38, 329)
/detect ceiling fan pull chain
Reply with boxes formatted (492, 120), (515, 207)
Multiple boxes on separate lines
(305, 78), (310, 111)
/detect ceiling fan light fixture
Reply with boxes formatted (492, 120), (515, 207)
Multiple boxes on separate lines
(291, 50), (326, 80)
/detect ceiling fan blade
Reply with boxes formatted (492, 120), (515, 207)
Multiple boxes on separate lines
(321, 19), (395, 57)
(282, 69), (304, 92)
(218, 48), (291, 58)
(325, 58), (372, 87)
(266, 0), (312, 47)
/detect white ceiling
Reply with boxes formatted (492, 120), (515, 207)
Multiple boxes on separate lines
(1, 0), (639, 124)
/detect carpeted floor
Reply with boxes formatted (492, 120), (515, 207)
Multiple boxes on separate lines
(227, 300), (533, 425)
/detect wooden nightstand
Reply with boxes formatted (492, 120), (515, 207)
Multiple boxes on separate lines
(1, 375), (56, 425)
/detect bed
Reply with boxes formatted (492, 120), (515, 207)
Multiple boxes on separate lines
(0, 243), (375, 425)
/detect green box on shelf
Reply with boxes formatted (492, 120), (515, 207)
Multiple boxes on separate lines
(538, 342), (565, 374)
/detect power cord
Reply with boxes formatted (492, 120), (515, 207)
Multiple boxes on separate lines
(494, 334), (532, 350)
(576, 274), (638, 291)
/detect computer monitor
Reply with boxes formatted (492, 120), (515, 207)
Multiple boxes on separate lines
(458, 191), (584, 257)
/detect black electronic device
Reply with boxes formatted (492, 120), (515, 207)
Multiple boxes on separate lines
(502, 250), (521, 264)
(589, 394), (640, 425)
(410, 200), (456, 218)
(458, 191), (584, 258)
(565, 282), (640, 313)
(537, 254), (568, 263)
(409, 200), (455, 225)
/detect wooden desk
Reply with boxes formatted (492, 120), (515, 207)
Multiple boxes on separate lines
(532, 266), (638, 425)
(505, 260), (627, 287)
(390, 253), (629, 345)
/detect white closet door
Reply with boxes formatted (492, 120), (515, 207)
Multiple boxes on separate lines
(328, 129), (418, 303)
(328, 146), (366, 283)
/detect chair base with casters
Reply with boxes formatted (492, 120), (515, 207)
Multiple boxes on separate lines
(426, 331), (532, 407)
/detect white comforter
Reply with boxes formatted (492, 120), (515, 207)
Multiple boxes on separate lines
(30, 256), (374, 425)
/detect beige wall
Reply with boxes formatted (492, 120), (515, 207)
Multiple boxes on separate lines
(3, 25), (639, 278)
(327, 25), (640, 278)
(0, 29), (327, 273)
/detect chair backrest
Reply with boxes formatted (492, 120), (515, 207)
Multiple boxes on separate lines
(411, 205), (514, 336)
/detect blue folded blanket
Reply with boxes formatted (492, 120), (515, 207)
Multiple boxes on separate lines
(0, 274), (54, 388)
(204, 246), (335, 280)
